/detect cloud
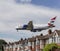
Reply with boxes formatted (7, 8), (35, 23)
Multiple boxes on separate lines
(20, 0), (32, 3)
(0, 0), (60, 42)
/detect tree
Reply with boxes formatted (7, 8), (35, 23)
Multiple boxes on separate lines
(43, 43), (58, 51)
(0, 39), (7, 51)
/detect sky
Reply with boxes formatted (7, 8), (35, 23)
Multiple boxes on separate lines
(0, 0), (60, 42)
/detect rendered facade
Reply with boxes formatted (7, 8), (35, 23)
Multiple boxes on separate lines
(3, 29), (60, 51)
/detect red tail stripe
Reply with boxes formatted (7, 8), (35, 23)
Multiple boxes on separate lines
(51, 16), (56, 20)
(48, 23), (51, 26)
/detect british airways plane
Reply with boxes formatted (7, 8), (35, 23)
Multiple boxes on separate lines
(16, 16), (57, 32)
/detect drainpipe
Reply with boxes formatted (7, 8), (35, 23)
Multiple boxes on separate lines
(28, 41), (32, 51)
(36, 38), (38, 51)
(32, 41), (34, 51)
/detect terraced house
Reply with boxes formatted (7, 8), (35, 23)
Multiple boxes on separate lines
(3, 29), (60, 51)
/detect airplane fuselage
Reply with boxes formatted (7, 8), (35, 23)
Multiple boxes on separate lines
(16, 24), (55, 32)
(30, 24), (54, 32)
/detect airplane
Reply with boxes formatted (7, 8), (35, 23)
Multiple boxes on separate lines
(16, 16), (57, 32)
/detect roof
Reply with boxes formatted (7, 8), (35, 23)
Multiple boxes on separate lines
(36, 32), (55, 40)
(55, 30), (60, 36)
(43, 30), (60, 39)
(28, 37), (36, 42)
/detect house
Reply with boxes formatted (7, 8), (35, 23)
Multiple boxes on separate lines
(3, 29), (60, 51)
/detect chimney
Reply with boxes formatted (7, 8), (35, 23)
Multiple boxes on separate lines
(40, 33), (43, 36)
(48, 29), (52, 34)
(21, 38), (23, 41)
(25, 38), (27, 40)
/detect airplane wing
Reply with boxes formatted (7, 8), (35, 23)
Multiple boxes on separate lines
(26, 21), (33, 30)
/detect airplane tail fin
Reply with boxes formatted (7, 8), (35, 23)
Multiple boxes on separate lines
(48, 16), (57, 27)
(27, 21), (33, 30)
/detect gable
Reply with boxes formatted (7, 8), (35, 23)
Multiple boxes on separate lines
(54, 30), (60, 37)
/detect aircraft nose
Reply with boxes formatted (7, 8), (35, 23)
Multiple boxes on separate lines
(16, 25), (21, 31)
(16, 24), (21, 28)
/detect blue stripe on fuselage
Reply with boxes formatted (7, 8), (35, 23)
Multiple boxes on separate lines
(22, 25), (28, 29)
